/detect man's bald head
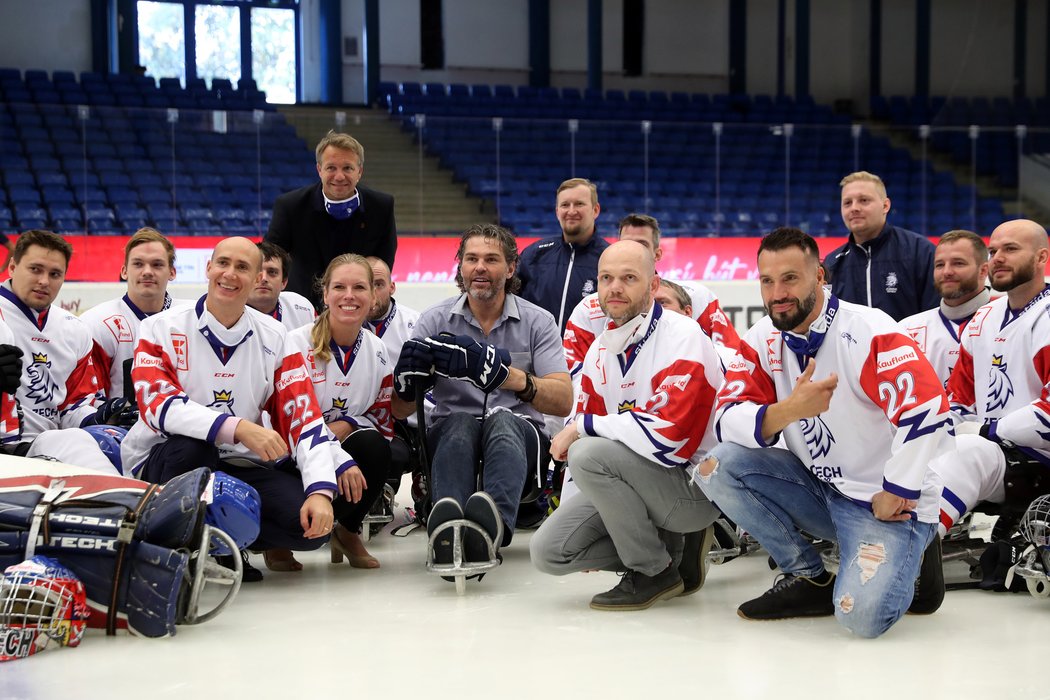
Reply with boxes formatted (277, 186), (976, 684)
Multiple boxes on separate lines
(600, 240), (657, 279)
(988, 219), (1050, 296)
(213, 236), (263, 271)
(597, 240), (660, 326)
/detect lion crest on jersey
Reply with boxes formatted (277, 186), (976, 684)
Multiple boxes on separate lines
(207, 389), (235, 414)
(986, 354), (1014, 412)
(24, 352), (58, 404)
(801, 415), (835, 459)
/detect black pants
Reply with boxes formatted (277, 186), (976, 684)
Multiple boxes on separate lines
(334, 428), (396, 532)
(141, 435), (325, 552)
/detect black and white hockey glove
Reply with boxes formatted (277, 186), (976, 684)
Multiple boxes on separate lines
(92, 397), (140, 428)
(0, 344), (24, 394)
(426, 332), (510, 393)
(393, 338), (436, 401)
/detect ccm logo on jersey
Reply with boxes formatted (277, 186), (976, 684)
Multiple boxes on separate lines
(275, 366), (309, 391)
(876, 346), (919, 371)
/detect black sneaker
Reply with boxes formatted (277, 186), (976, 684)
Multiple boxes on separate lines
(216, 550), (263, 583)
(908, 535), (944, 614)
(679, 525), (716, 596)
(738, 573), (835, 620)
(589, 564), (685, 611)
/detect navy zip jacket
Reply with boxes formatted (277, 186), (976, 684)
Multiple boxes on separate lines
(517, 232), (610, 332)
(824, 224), (938, 322)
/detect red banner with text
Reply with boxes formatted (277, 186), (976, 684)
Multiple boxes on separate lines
(19, 235), (855, 283)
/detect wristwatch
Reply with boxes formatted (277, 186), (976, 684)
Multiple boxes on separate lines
(515, 372), (537, 403)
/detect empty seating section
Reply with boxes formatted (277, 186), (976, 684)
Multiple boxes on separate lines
(871, 94), (1050, 189)
(0, 68), (310, 235)
(381, 82), (1008, 236)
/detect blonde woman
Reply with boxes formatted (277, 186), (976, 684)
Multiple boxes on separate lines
(283, 254), (395, 569)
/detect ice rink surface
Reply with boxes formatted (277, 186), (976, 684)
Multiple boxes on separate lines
(2, 497), (1048, 700)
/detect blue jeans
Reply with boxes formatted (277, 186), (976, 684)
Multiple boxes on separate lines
(698, 442), (936, 638)
(428, 411), (542, 543)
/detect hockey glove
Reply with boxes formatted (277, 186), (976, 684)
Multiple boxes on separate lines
(0, 344), (24, 394)
(393, 338), (436, 401)
(426, 332), (510, 393)
(92, 397), (140, 428)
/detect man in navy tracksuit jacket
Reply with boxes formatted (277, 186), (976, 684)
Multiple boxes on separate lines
(517, 178), (610, 333)
(823, 171), (938, 321)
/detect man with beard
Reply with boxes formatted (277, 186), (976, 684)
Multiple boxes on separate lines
(516, 178), (609, 332)
(390, 224), (572, 565)
(694, 227), (951, 638)
(931, 220), (1050, 545)
(900, 230), (990, 385)
(530, 241), (723, 610)
(365, 256), (420, 366)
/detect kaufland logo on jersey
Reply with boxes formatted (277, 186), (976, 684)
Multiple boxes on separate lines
(727, 357), (755, 374)
(276, 366), (308, 391)
(876, 346), (918, 371)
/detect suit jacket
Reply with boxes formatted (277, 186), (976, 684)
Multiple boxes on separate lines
(265, 182), (397, 308)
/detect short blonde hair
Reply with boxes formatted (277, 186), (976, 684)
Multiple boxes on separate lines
(839, 171), (887, 198)
(315, 131), (364, 166)
(556, 178), (598, 206)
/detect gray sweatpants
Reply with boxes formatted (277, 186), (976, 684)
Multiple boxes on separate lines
(530, 437), (719, 577)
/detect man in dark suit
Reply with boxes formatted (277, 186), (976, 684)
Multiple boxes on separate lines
(265, 131), (397, 309)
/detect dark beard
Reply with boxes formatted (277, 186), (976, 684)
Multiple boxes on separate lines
(991, 266), (1035, 293)
(935, 277), (980, 300)
(768, 288), (818, 332)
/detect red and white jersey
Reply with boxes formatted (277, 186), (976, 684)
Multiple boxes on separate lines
(946, 285), (1050, 463)
(254, 291), (316, 333)
(121, 297), (350, 495)
(899, 308), (969, 387)
(0, 283), (100, 440)
(0, 315), (22, 446)
(366, 298), (420, 365)
(564, 283), (740, 380)
(716, 295), (950, 522)
(285, 325), (394, 440)
(79, 293), (187, 399)
(576, 303), (723, 467)
(900, 292), (989, 387)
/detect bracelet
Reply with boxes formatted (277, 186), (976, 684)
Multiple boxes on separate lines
(515, 372), (537, 403)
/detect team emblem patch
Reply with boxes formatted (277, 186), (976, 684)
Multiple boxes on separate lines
(617, 399), (636, 414)
(25, 352), (58, 404)
(801, 415), (835, 459)
(885, 272), (899, 294)
(985, 354), (1015, 412)
(208, 389), (235, 414)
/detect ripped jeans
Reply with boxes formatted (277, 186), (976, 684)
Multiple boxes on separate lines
(697, 442), (936, 638)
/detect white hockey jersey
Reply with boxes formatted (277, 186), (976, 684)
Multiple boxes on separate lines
(0, 283), (100, 440)
(576, 303), (723, 467)
(255, 291), (316, 333)
(946, 285), (1050, 464)
(121, 296), (350, 495)
(285, 325), (394, 440)
(0, 315), (22, 446)
(900, 291), (990, 386)
(564, 282), (740, 380)
(366, 298), (420, 365)
(716, 295), (950, 522)
(79, 293), (186, 399)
